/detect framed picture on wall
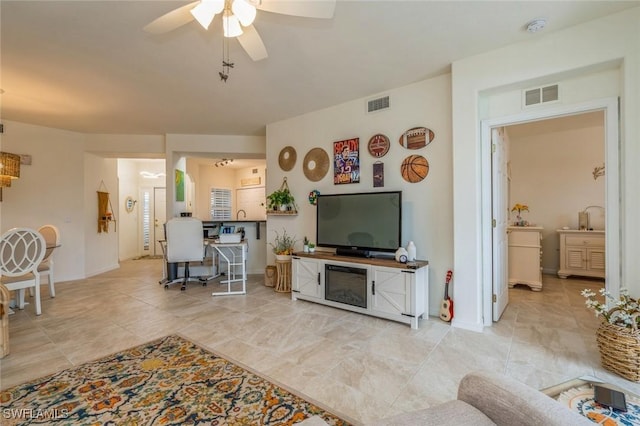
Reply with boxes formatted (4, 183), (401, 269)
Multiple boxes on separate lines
(333, 138), (360, 184)
(175, 170), (185, 201)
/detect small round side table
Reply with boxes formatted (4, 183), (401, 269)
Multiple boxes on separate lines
(275, 258), (292, 293)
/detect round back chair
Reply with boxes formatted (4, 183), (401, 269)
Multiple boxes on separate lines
(0, 228), (46, 315)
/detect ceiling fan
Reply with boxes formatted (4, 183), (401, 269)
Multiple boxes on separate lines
(144, 0), (336, 61)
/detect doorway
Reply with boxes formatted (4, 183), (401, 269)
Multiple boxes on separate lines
(481, 98), (620, 325)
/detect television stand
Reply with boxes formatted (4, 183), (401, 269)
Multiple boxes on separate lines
(291, 252), (429, 329)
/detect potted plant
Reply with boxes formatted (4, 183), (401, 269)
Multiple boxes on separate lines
(270, 228), (297, 260)
(266, 188), (296, 212)
(303, 236), (309, 253)
(308, 243), (316, 253)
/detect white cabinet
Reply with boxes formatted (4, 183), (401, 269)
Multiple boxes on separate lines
(292, 256), (322, 299)
(292, 253), (429, 329)
(508, 226), (543, 291)
(557, 230), (605, 279)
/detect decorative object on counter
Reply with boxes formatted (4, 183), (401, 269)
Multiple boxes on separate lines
(395, 246), (408, 263)
(406, 241), (417, 262)
(333, 138), (360, 184)
(308, 243), (315, 253)
(398, 127), (435, 149)
(373, 161), (384, 187)
(367, 134), (390, 158)
(401, 154), (429, 183)
(511, 203), (529, 226)
(303, 236), (309, 253)
(270, 228), (297, 259)
(278, 146), (297, 171)
(582, 288), (640, 382)
(302, 148), (329, 182)
(593, 163), (605, 180)
(266, 177), (297, 213)
(308, 189), (320, 205)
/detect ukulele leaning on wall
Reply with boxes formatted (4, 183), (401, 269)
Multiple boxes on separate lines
(439, 270), (454, 322)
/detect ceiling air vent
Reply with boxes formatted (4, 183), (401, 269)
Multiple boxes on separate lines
(367, 95), (390, 113)
(523, 84), (559, 107)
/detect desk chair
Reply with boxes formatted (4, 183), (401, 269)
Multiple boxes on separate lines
(0, 228), (46, 315)
(164, 217), (207, 291)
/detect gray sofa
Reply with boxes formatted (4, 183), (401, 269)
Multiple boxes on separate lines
(369, 371), (592, 425)
(301, 371), (593, 426)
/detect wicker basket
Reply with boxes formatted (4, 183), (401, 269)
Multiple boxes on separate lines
(596, 311), (640, 382)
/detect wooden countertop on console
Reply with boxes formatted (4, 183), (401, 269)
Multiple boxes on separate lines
(293, 251), (429, 270)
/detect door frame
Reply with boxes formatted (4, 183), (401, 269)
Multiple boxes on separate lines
(480, 97), (620, 326)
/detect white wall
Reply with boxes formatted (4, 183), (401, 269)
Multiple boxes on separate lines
(84, 153), (119, 277)
(452, 8), (639, 330)
(266, 74), (453, 316)
(0, 121), (87, 282)
(508, 113), (605, 273)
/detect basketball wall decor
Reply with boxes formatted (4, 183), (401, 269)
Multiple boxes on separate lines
(398, 127), (435, 149)
(401, 155), (429, 183)
(367, 134), (390, 158)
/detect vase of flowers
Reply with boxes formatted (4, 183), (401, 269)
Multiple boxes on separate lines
(511, 203), (529, 226)
(582, 288), (640, 381)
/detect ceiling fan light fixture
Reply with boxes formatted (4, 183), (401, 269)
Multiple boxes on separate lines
(223, 10), (243, 37)
(232, 0), (257, 26)
(191, 0), (225, 30)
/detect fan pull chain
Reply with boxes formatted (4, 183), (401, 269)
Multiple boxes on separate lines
(219, 16), (234, 82)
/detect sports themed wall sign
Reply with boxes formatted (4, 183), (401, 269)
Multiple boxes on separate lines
(367, 134), (390, 158)
(333, 138), (360, 184)
(373, 162), (384, 188)
(401, 155), (429, 183)
(399, 127), (435, 149)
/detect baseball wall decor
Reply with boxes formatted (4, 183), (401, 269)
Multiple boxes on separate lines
(399, 127), (435, 149)
(401, 155), (429, 183)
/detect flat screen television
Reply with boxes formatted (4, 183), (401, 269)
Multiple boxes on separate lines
(316, 191), (401, 255)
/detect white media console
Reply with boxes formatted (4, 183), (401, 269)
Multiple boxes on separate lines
(291, 252), (429, 329)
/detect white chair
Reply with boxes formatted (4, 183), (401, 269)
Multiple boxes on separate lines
(36, 224), (61, 298)
(164, 218), (207, 291)
(0, 228), (46, 315)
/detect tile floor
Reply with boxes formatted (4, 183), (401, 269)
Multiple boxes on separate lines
(2, 258), (639, 423)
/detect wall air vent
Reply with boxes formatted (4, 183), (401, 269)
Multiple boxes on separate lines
(523, 84), (559, 107)
(367, 95), (390, 113)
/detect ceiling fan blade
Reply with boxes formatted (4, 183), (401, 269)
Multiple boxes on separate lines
(255, 0), (336, 19)
(144, 1), (200, 34)
(237, 25), (268, 61)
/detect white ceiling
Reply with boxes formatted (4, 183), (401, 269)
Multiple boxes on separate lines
(1, 1), (638, 136)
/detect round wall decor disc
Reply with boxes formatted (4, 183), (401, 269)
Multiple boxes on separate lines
(398, 127), (435, 150)
(303, 148), (329, 182)
(401, 154), (429, 183)
(368, 134), (390, 158)
(278, 146), (297, 171)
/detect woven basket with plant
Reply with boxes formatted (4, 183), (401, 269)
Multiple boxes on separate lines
(582, 288), (640, 382)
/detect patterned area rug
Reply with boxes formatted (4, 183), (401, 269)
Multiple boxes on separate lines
(0, 335), (351, 425)
(558, 384), (640, 425)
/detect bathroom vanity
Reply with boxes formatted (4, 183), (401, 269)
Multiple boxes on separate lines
(557, 229), (605, 279)
(508, 226), (543, 291)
